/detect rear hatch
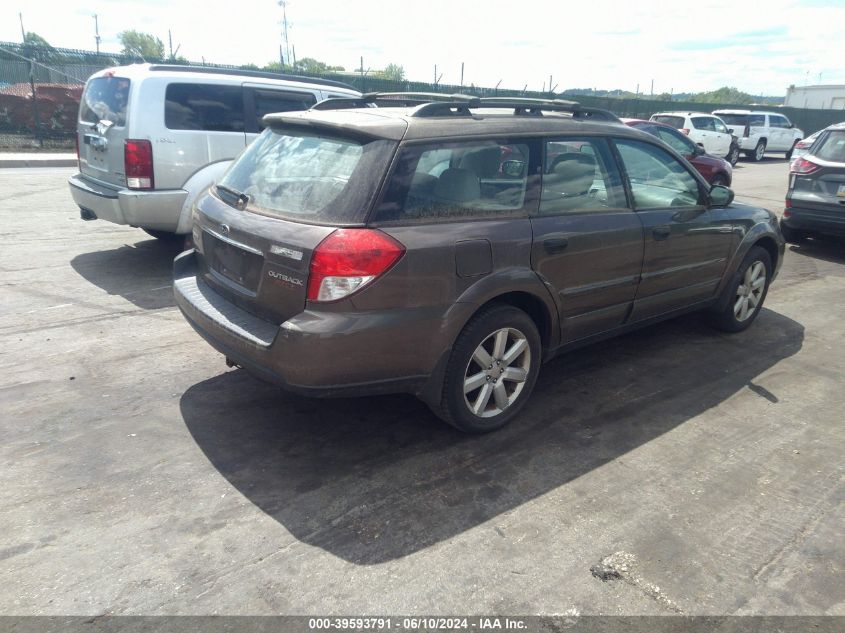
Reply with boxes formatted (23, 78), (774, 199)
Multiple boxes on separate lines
(78, 75), (131, 187)
(793, 130), (845, 216)
(193, 121), (400, 324)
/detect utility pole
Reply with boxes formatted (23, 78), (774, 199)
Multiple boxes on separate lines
(93, 14), (101, 54)
(460, 62), (464, 90)
(292, 44), (296, 69)
(19, 12), (26, 42)
(279, 44), (284, 70)
(168, 30), (173, 59)
(650, 79), (654, 97)
(279, 1), (291, 71)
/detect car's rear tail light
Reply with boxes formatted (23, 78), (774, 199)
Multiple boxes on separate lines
(743, 125), (750, 137)
(795, 139), (811, 149)
(307, 229), (404, 302)
(124, 139), (154, 189)
(680, 128), (690, 135)
(790, 157), (820, 175)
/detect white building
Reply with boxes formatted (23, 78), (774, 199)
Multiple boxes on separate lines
(784, 85), (845, 110)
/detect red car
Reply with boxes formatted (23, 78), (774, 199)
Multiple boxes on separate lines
(623, 118), (733, 186)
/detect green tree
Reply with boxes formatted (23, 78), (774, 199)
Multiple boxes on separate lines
(292, 57), (345, 74)
(118, 30), (165, 60)
(23, 32), (52, 48)
(685, 86), (755, 105)
(378, 63), (405, 81)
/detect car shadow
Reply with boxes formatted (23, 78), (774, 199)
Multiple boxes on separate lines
(180, 308), (804, 565)
(70, 238), (185, 309)
(787, 238), (845, 265)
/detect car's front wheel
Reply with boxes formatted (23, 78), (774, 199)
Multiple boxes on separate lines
(432, 304), (541, 433)
(727, 145), (740, 166)
(710, 246), (772, 333)
(747, 140), (767, 162)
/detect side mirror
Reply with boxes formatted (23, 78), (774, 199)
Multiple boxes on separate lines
(694, 145), (706, 156)
(709, 184), (734, 207)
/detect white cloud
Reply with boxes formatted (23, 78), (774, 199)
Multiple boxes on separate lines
(2, 0), (844, 95)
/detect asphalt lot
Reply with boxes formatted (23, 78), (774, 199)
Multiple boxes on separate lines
(1, 160), (843, 617)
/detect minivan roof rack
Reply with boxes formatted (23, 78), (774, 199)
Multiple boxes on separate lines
(311, 92), (619, 121)
(146, 65), (357, 91)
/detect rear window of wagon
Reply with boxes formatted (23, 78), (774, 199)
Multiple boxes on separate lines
(218, 127), (396, 224)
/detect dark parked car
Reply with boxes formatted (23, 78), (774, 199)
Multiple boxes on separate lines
(174, 94), (784, 433)
(782, 122), (845, 243)
(624, 118), (734, 185)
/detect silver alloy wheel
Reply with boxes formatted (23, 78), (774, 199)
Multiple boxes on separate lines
(729, 146), (740, 165)
(755, 142), (765, 161)
(463, 327), (531, 418)
(734, 260), (766, 322)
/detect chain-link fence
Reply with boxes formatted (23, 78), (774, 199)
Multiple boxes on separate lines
(2, 40), (844, 151)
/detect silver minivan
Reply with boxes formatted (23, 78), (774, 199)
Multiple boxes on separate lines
(68, 64), (360, 239)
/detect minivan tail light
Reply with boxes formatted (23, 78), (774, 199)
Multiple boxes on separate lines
(307, 229), (405, 302)
(790, 157), (820, 175)
(124, 139), (154, 189)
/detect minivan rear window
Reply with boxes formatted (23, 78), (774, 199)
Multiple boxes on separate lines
(79, 76), (131, 126)
(218, 128), (396, 224)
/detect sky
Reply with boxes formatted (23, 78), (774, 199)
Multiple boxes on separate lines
(3, 0), (845, 96)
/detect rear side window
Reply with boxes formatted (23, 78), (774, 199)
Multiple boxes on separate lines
(750, 114), (765, 127)
(218, 128), (396, 224)
(253, 90), (317, 131)
(539, 138), (627, 214)
(165, 83), (245, 132)
(813, 131), (845, 162)
(691, 116), (716, 131)
(652, 115), (685, 129)
(717, 113), (747, 126)
(79, 76), (131, 126)
(770, 115), (790, 129)
(373, 141), (531, 222)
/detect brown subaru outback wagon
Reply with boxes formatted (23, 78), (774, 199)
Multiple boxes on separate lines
(174, 94), (784, 433)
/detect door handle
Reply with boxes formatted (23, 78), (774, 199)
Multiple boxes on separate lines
(543, 237), (569, 254)
(652, 225), (671, 240)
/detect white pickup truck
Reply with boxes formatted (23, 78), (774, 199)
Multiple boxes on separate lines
(712, 109), (803, 162)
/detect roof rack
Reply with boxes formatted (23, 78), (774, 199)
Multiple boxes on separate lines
(311, 92), (619, 121)
(146, 65), (357, 91)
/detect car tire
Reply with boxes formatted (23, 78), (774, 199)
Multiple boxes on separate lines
(431, 303), (541, 433)
(727, 145), (740, 166)
(143, 228), (182, 241)
(785, 140), (799, 160)
(779, 221), (805, 244)
(749, 140), (766, 162)
(709, 246), (772, 333)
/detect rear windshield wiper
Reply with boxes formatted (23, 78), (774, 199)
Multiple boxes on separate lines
(216, 184), (251, 209)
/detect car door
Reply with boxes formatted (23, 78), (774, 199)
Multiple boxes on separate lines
(690, 116), (720, 155)
(530, 137), (644, 343)
(768, 114), (791, 150)
(612, 138), (734, 322)
(711, 117), (733, 156)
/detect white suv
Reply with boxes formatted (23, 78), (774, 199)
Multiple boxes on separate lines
(68, 64), (360, 239)
(649, 111), (733, 159)
(712, 109), (804, 162)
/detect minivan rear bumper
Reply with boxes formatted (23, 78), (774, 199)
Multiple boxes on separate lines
(173, 249), (435, 398)
(69, 173), (188, 233)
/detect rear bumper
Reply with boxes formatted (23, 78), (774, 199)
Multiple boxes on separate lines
(173, 250), (438, 398)
(68, 173), (188, 233)
(783, 200), (845, 236)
